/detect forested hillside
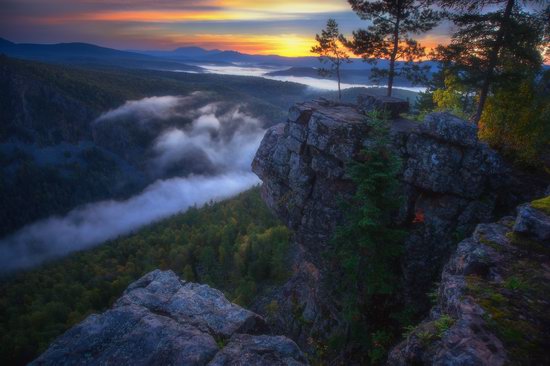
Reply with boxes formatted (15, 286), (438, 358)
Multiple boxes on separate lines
(0, 188), (289, 365)
(0, 56), (294, 237)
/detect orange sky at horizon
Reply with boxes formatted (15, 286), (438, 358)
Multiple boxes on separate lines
(1, 0), (451, 57)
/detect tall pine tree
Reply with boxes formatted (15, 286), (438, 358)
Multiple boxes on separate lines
(345, 0), (441, 96)
(433, 0), (549, 123)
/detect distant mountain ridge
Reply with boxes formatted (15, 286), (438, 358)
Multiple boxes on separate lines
(134, 45), (441, 72)
(0, 38), (201, 71)
(0, 37), (441, 74)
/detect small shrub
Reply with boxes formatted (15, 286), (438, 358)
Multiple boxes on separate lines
(427, 283), (440, 305)
(265, 300), (280, 318)
(504, 276), (529, 291)
(417, 330), (435, 345)
(531, 196), (550, 216)
(434, 314), (455, 337)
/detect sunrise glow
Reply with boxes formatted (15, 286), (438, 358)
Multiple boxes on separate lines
(0, 0), (450, 56)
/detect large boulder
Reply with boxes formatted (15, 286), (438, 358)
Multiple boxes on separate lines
(513, 201), (550, 243)
(420, 112), (478, 147)
(115, 270), (268, 338)
(357, 93), (409, 119)
(31, 270), (308, 366)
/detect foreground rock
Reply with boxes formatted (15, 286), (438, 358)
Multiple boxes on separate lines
(388, 199), (550, 365)
(251, 99), (546, 353)
(31, 270), (308, 366)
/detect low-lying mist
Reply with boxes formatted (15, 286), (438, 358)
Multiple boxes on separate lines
(198, 64), (426, 93)
(0, 93), (267, 273)
(150, 102), (265, 176)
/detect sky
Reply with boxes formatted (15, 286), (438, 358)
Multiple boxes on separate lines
(0, 0), (453, 56)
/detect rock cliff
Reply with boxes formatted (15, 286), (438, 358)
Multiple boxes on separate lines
(31, 270), (308, 366)
(251, 98), (546, 351)
(388, 197), (550, 365)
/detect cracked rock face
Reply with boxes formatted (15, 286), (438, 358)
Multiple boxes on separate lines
(30, 270), (307, 366)
(252, 100), (506, 259)
(251, 99), (545, 352)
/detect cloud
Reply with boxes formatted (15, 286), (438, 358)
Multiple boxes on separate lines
(0, 172), (260, 273)
(265, 75), (427, 93)
(193, 113), (221, 130)
(95, 95), (185, 123)
(0, 93), (268, 273)
(148, 101), (266, 175)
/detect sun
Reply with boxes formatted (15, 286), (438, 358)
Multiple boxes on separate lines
(265, 35), (316, 57)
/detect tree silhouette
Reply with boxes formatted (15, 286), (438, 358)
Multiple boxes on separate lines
(311, 18), (351, 100)
(433, 0), (549, 123)
(345, 0), (441, 97)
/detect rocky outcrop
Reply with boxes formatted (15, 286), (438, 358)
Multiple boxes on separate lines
(388, 199), (550, 365)
(251, 99), (545, 352)
(31, 270), (308, 366)
(357, 93), (410, 119)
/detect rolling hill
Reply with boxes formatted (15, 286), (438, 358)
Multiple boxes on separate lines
(0, 38), (201, 71)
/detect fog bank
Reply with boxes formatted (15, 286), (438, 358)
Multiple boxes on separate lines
(0, 173), (259, 273)
(0, 93), (267, 273)
(199, 64), (426, 93)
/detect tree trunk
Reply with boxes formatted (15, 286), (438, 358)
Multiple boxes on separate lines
(388, 1), (402, 97)
(388, 55), (396, 97)
(337, 66), (342, 100)
(473, 0), (515, 124)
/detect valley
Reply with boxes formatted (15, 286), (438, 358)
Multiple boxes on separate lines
(1, 0), (549, 364)
(0, 55), (421, 272)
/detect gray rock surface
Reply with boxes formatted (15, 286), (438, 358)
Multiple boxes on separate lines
(31, 270), (308, 366)
(420, 112), (478, 147)
(513, 203), (550, 243)
(209, 334), (308, 366)
(388, 203), (550, 365)
(251, 99), (544, 353)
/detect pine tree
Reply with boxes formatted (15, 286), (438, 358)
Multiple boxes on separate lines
(331, 113), (406, 361)
(432, 70), (475, 118)
(311, 19), (351, 100)
(345, 0), (441, 97)
(433, 0), (549, 123)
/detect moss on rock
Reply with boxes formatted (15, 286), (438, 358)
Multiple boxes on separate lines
(531, 196), (550, 215)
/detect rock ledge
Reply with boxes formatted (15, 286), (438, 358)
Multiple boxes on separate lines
(31, 270), (308, 366)
(388, 199), (550, 365)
